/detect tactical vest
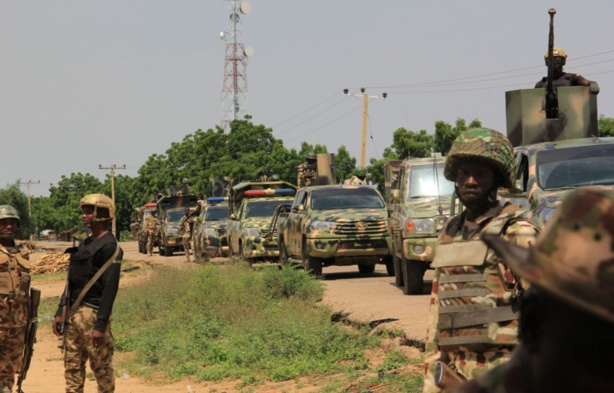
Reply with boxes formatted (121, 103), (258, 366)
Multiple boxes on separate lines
(0, 246), (30, 327)
(431, 210), (524, 352)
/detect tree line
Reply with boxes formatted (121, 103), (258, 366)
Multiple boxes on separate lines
(3, 115), (614, 239)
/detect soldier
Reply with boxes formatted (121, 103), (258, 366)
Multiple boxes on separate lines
(178, 178), (191, 196)
(297, 152), (317, 188)
(0, 205), (31, 393)
(535, 47), (600, 94)
(52, 194), (123, 393)
(144, 209), (159, 256)
(449, 187), (614, 393)
(344, 166), (368, 185)
(422, 128), (539, 393)
(178, 207), (193, 262)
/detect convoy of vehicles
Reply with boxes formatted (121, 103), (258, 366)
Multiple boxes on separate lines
(276, 184), (393, 276)
(193, 198), (230, 261)
(385, 156), (455, 294)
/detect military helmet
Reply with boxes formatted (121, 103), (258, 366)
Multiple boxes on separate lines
(79, 193), (115, 221)
(354, 166), (367, 178)
(305, 151), (317, 161)
(182, 178), (190, 184)
(444, 128), (517, 191)
(482, 187), (614, 324)
(0, 205), (20, 223)
(270, 174), (281, 181)
(544, 47), (567, 65)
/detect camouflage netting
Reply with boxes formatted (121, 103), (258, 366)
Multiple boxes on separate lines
(444, 128), (517, 191)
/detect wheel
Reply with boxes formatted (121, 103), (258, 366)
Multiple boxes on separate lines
(164, 246), (174, 257)
(402, 256), (424, 295)
(383, 255), (395, 277)
(358, 264), (376, 274)
(302, 241), (322, 276)
(279, 239), (289, 266)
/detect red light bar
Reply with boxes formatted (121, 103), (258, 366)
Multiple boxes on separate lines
(244, 188), (295, 197)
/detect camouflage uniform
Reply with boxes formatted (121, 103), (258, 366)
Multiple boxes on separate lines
(535, 47), (600, 94)
(297, 162), (316, 188)
(422, 129), (538, 393)
(344, 176), (365, 185)
(179, 214), (193, 262)
(144, 213), (159, 256)
(0, 242), (30, 392)
(449, 187), (614, 393)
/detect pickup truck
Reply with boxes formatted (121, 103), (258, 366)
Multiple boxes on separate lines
(276, 184), (393, 276)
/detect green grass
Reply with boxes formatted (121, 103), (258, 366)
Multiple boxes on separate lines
(112, 263), (381, 386)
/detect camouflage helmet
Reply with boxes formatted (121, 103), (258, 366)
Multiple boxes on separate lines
(270, 174), (281, 181)
(482, 187), (614, 324)
(79, 193), (115, 221)
(355, 166), (367, 178)
(544, 47), (567, 66)
(182, 178), (190, 184)
(444, 128), (517, 191)
(305, 151), (317, 161)
(0, 205), (20, 223)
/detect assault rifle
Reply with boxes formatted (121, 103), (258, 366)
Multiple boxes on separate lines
(17, 287), (41, 393)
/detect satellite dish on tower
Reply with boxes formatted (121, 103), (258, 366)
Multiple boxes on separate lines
(240, 2), (252, 14)
(243, 46), (254, 57)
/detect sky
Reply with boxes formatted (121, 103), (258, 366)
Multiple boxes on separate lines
(3, 0), (614, 197)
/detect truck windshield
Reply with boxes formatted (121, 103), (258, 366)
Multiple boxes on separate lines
(536, 144), (614, 189)
(245, 200), (289, 218)
(166, 210), (185, 222)
(408, 164), (454, 199)
(205, 206), (229, 221)
(310, 188), (385, 210)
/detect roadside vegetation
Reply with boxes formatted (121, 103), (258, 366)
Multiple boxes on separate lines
(112, 263), (424, 391)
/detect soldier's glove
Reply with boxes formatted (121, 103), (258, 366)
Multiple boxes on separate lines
(589, 81), (600, 95)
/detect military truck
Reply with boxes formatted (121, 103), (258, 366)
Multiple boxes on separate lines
(157, 194), (197, 256)
(227, 181), (297, 261)
(276, 184), (393, 276)
(385, 156), (455, 294)
(193, 197), (230, 261)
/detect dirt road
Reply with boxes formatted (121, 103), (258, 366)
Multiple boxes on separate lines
(22, 241), (432, 392)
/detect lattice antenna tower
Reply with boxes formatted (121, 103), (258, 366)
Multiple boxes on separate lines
(220, 0), (254, 130)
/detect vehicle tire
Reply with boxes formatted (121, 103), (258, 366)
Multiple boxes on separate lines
(302, 241), (322, 276)
(165, 246), (174, 257)
(383, 255), (395, 277)
(358, 264), (376, 274)
(402, 257), (424, 295)
(279, 239), (289, 266)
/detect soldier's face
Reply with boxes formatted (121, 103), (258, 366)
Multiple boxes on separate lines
(455, 162), (495, 203)
(0, 218), (19, 237)
(82, 206), (95, 227)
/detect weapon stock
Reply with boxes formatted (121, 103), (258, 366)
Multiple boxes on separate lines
(545, 8), (559, 119)
(16, 287), (41, 393)
(434, 361), (465, 390)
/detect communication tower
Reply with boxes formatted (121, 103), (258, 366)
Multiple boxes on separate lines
(220, 0), (254, 130)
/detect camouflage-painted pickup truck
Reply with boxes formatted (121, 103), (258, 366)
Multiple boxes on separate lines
(277, 185), (393, 276)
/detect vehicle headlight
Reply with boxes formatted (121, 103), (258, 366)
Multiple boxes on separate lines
(244, 227), (260, 237)
(166, 227), (178, 235)
(403, 218), (435, 235)
(310, 220), (336, 232)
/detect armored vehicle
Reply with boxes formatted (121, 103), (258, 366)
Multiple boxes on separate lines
(276, 184), (393, 276)
(193, 197), (230, 261)
(385, 156), (455, 294)
(157, 194), (197, 256)
(227, 181), (297, 261)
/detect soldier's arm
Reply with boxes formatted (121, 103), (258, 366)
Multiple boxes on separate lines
(572, 74), (600, 94)
(94, 243), (122, 332)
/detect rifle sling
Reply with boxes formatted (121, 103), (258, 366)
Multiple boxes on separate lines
(70, 245), (119, 314)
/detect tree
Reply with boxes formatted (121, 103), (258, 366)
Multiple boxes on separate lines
(391, 128), (433, 159)
(47, 173), (104, 232)
(599, 115), (614, 136)
(434, 118), (482, 155)
(334, 145), (357, 183)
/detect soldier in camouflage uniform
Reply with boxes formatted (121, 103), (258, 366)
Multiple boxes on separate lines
(422, 129), (539, 393)
(145, 209), (159, 256)
(297, 152), (317, 188)
(449, 187), (614, 393)
(178, 207), (193, 262)
(0, 205), (31, 393)
(52, 194), (122, 393)
(535, 47), (600, 94)
(344, 166), (368, 185)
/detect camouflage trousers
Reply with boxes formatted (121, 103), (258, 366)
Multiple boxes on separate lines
(422, 346), (513, 393)
(146, 232), (156, 255)
(0, 327), (25, 391)
(182, 235), (191, 261)
(64, 306), (115, 393)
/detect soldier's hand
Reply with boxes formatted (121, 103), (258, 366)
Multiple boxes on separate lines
(92, 329), (106, 347)
(52, 316), (63, 337)
(589, 81), (600, 95)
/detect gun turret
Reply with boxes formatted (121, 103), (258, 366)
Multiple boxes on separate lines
(545, 8), (559, 119)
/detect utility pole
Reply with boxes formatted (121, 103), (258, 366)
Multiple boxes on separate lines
(99, 164), (126, 238)
(19, 180), (40, 239)
(343, 88), (387, 166)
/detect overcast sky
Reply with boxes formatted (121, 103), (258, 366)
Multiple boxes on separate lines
(3, 0), (614, 197)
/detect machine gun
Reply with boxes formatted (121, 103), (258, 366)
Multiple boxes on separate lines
(16, 288), (41, 393)
(545, 8), (559, 119)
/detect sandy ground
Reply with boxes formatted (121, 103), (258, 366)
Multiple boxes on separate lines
(20, 241), (431, 392)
